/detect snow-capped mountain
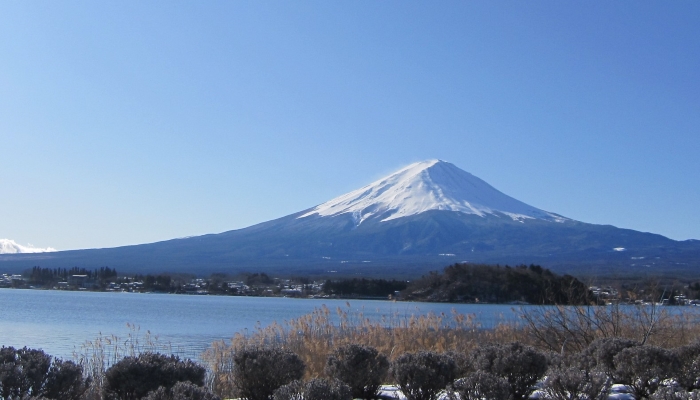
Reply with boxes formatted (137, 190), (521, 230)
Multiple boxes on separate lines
(1, 160), (698, 276)
(0, 239), (56, 254)
(299, 160), (567, 224)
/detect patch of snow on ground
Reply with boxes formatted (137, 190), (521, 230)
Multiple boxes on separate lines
(378, 385), (450, 400)
(608, 384), (635, 400)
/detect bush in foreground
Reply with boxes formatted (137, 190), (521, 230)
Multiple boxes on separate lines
(273, 378), (352, 400)
(542, 359), (609, 400)
(325, 344), (389, 399)
(103, 352), (206, 400)
(674, 341), (700, 391)
(43, 358), (91, 400)
(0, 346), (88, 400)
(232, 345), (305, 400)
(613, 345), (678, 399)
(447, 371), (511, 400)
(469, 342), (548, 400)
(144, 381), (220, 400)
(582, 337), (639, 379)
(391, 351), (456, 400)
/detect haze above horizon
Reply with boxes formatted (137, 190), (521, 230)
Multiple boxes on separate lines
(2, 2), (699, 251)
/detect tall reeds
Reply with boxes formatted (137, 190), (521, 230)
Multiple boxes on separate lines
(72, 323), (174, 400)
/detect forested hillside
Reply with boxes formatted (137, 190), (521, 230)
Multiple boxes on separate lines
(402, 263), (591, 304)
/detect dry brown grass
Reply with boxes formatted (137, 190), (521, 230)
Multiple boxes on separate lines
(520, 303), (700, 353)
(202, 302), (700, 398)
(202, 303), (526, 397)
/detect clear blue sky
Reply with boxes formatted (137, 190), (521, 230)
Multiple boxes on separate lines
(2, 1), (699, 250)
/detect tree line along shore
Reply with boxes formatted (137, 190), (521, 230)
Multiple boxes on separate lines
(3, 263), (700, 306)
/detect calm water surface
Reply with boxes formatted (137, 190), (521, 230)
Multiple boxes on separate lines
(0, 289), (520, 360)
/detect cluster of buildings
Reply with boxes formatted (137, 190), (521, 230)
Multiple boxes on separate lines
(2, 273), (100, 290)
(1, 272), (329, 297)
(589, 286), (619, 300)
(0, 272), (324, 299)
(589, 285), (700, 306)
(662, 294), (700, 306)
(0, 273), (24, 288)
(221, 279), (325, 297)
(276, 279), (325, 297)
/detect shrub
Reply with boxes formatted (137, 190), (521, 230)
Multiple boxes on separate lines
(0, 346), (88, 400)
(447, 371), (511, 400)
(469, 342), (548, 400)
(582, 338), (639, 378)
(674, 341), (700, 391)
(232, 345), (305, 400)
(271, 380), (304, 400)
(0, 346), (51, 398)
(649, 387), (700, 400)
(391, 351), (456, 400)
(542, 360), (609, 400)
(445, 350), (475, 378)
(325, 344), (389, 399)
(144, 381), (221, 400)
(539, 352), (610, 400)
(103, 352), (206, 400)
(273, 378), (352, 400)
(43, 359), (90, 400)
(613, 345), (678, 399)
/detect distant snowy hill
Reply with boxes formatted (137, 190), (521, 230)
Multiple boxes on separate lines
(300, 160), (567, 224)
(0, 239), (56, 254)
(1, 161), (699, 277)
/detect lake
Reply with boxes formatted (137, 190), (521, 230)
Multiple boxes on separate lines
(0, 289), (521, 360)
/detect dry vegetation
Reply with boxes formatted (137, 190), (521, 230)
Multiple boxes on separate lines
(65, 302), (700, 399)
(520, 303), (700, 352)
(203, 303), (484, 391)
(73, 323), (176, 400)
(201, 302), (700, 398)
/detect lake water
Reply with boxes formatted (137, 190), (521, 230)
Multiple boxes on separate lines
(0, 289), (521, 360)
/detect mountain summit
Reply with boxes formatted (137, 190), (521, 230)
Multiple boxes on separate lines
(2, 161), (699, 277)
(300, 160), (566, 224)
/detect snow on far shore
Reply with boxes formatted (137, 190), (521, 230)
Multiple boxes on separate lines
(0, 239), (57, 254)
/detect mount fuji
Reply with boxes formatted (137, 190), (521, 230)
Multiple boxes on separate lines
(2, 160), (699, 277)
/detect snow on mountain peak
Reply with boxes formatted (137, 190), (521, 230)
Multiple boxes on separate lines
(0, 239), (57, 254)
(299, 160), (567, 225)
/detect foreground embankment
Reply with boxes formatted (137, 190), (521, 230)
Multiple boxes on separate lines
(3, 302), (697, 399)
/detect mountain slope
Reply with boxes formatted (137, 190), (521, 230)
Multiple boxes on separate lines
(1, 161), (699, 277)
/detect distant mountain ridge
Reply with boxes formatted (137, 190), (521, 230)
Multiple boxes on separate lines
(1, 161), (699, 277)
